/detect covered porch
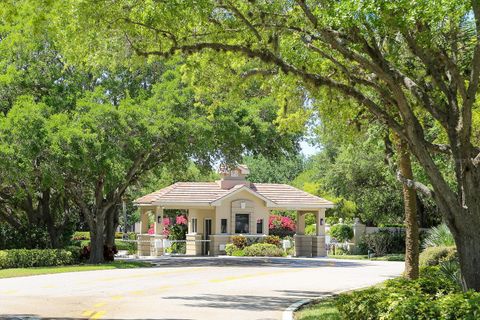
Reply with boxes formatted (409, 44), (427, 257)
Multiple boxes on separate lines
(135, 204), (328, 258)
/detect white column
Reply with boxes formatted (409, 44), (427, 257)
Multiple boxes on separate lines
(316, 209), (326, 236)
(296, 211), (306, 235)
(154, 206), (164, 235)
(139, 207), (149, 234)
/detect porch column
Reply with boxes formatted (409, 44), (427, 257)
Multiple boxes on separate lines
(312, 208), (327, 257)
(139, 207), (149, 234)
(296, 211), (306, 235)
(316, 209), (326, 236)
(295, 211), (312, 257)
(154, 206), (164, 235)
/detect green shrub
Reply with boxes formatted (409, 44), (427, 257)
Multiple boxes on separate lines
(0, 249), (74, 269)
(437, 291), (480, 319)
(263, 235), (281, 247)
(361, 229), (405, 256)
(423, 224), (455, 248)
(337, 287), (388, 320)
(330, 224), (353, 242)
(114, 240), (133, 251)
(72, 231), (90, 241)
(231, 235), (248, 249)
(225, 243), (237, 256)
(231, 249), (245, 256)
(337, 266), (463, 320)
(419, 246), (457, 267)
(305, 224), (316, 235)
(243, 243), (285, 257)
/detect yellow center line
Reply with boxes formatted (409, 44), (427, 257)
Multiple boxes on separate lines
(210, 269), (300, 283)
(81, 310), (94, 317)
(157, 285), (172, 291)
(0, 290), (17, 294)
(93, 302), (106, 308)
(110, 295), (124, 300)
(90, 310), (106, 320)
(97, 267), (207, 282)
(129, 290), (145, 295)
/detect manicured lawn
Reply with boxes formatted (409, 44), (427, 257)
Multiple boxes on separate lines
(0, 260), (153, 279)
(295, 297), (341, 320)
(328, 253), (405, 261)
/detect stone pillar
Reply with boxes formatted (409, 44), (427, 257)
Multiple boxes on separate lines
(353, 218), (366, 246)
(296, 211), (306, 235)
(139, 208), (149, 234)
(316, 209), (326, 236)
(154, 206), (164, 235)
(137, 234), (152, 256)
(186, 233), (203, 256)
(294, 235), (313, 257)
(312, 209), (326, 256)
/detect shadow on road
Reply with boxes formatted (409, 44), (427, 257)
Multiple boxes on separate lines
(162, 289), (333, 312)
(128, 256), (369, 269)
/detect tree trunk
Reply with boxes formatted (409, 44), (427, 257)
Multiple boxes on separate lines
(105, 206), (119, 248)
(395, 137), (420, 280)
(89, 210), (106, 264)
(454, 223), (480, 291)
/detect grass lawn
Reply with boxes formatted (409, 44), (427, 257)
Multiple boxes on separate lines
(0, 260), (153, 279)
(328, 253), (405, 261)
(295, 296), (341, 320)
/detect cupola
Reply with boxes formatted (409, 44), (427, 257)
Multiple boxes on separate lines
(217, 164), (251, 189)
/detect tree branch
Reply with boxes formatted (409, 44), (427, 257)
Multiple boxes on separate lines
(397, 171), (435, 198)
(217, 3), (262, 41)
(473, 152), (480, 167)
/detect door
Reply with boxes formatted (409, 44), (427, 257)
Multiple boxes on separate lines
(204, 219), (212, 255)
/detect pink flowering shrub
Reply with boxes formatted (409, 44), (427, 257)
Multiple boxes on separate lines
(175, 215), (188, 225)
(269, 215), (296, 237)
(147, 223), (154, 235)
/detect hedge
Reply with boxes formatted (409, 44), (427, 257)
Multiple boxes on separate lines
(336, 266), (474, 320)
(73, 231), (134, 241)
(419, 246), (457, 267)
(243, 243), (285, 257)
(0, 249), (75, 269)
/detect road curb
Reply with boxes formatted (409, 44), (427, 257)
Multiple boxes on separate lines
(281, 285), (375, 320)
(282, 295), (332, 320)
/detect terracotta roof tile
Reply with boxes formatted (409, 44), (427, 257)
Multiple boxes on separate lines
(134, 181), (333, 208)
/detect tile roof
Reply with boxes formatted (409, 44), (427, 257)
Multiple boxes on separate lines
(134, 182), (334, 209)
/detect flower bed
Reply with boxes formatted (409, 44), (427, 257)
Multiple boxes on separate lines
(225, 235), (286, 257)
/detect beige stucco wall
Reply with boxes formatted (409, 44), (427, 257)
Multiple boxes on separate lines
(213, 190), (270, 236)
(187, 208), (215, 235)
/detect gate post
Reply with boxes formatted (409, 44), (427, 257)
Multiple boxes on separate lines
(186, 234), (203, 256)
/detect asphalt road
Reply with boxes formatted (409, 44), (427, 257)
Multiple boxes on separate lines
(0, 257), (404, 320)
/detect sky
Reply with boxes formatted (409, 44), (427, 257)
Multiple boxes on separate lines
(300, 140), (320, 157)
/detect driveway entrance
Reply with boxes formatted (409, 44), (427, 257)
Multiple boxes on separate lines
(0, 257), (404, 320)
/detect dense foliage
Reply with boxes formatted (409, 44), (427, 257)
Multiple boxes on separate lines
(360, 229), (406, 256)
(329, 224), (354, 243)
(0, 249), (74, 269)
(336, 267), (479, 320)
(419, 246), (458, 268)
(423, 224), (456, 249)
(268, 215), (296, 237)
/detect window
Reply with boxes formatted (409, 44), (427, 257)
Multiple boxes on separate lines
(191, 218), (197, 233)
(235, 214), (249, 234)
(221, 219), (227, 234)
(256, 219), (263, 234)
